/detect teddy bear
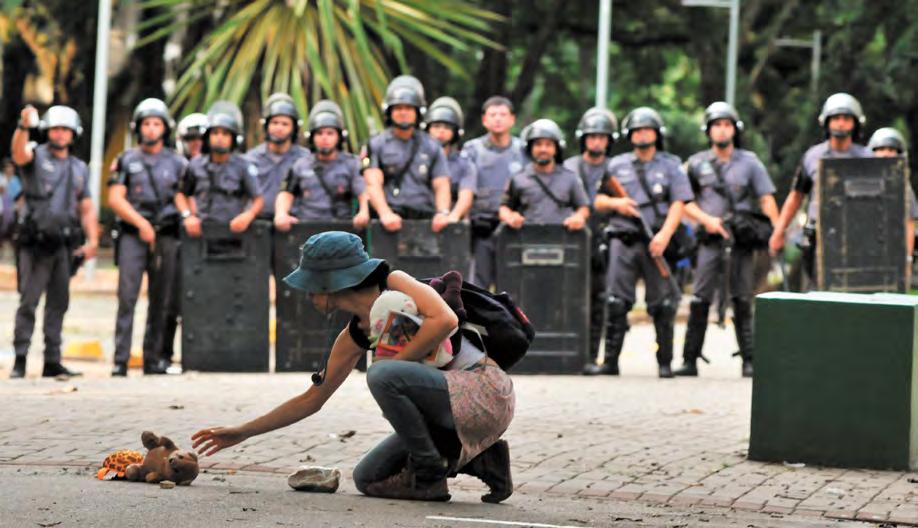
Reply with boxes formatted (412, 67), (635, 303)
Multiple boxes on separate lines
(121, 431), (199, 485)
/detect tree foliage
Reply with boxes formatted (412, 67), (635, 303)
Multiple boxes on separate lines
(0, 0), (916, 196)
(143, 0), (502, 150)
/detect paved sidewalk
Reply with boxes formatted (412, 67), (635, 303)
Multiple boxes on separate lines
(1, 290), (917, 526)
(1, 369), (916, 525)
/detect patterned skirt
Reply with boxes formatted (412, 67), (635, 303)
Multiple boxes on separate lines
(443, 363), (515, 468)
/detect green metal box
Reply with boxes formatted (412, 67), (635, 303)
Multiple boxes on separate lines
(749, 291), (918, 470)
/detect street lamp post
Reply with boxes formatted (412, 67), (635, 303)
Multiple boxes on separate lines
(595, 0), (612, 109)
(87, 0), (112, 278)
(774, 30), (822, 98)
(682, 0), (740, 107)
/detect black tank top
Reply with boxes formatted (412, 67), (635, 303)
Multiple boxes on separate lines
(346, 265), (390, 350)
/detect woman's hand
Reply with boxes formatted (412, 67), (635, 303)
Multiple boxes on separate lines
(191, 426), (249, 457)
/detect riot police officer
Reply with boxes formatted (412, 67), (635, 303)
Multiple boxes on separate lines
(589, 107), (694, 378)
(867, 127), (918, 266)
(868, 127), (908, 158)
(463, 96), (525, 288)
(362, 75), (451, 233)
(498, 119), (589, 229)
(275, 100), (370, 229)
(676, 102), (778, 378)
(175, 101), (264, 236)
(246, 93), (311, 220)
(769, 93), (872, 280)
(425, 96), (477, 222)
(176, 113), (208, 160)
(108, 98), (187, 376)
(563, 107), (618, 374)
(9, 105), (99, 379)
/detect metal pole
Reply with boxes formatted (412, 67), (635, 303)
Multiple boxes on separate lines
(87, 0), (112, 278)
(595, 0), (612, 109)
(811, 30), (822, 98)
(725, 0), (739, 106)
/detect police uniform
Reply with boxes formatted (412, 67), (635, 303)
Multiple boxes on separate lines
(364, 129), (450, 218)
(110, 147), (187, 368)
(245, 143), (311, 218)
(180, 154), (261, 223)
(502, 163), (589, 223)
(462, 135), (526, 287)
(564, 155), (609, 360)
(13, 144), (90, 366)
(283, 152), (364, 221)
(681, 149), (774, 370)
(791, 140), (872, 278)
(446, 150), (477, 206)
(601, 151), (694, 370)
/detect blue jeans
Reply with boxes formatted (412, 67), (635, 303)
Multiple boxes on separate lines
(353, 361), (461, 492)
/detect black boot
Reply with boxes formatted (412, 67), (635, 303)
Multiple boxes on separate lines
(10, 356), (26, 379)
(733, 297), (755, 378)
(583, 362), (619, 375)
(584, 298), (630, 376)
(41, 362), (82, 378)
(651, 304), (676, 379)
(742, 361), (754, 378)
(585, 264), (607, 371)
(111, 362), (128, 377)
(675, 299), (711, 377)
(459, 440), (513, 503)
(143, 358), (170, 375)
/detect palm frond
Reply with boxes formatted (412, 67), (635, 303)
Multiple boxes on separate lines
(140, 0), (502, 148)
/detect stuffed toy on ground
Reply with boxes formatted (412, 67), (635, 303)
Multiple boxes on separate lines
(96, 431), (199, 485)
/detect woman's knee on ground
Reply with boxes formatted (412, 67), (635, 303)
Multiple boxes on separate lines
(352, 450), (406, 494)
(352, 457), (375, 494)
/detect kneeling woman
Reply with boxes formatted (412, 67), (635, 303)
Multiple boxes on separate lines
(191, 231), (515, 502)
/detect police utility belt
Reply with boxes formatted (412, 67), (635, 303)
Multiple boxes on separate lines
(696, 211), (772, 250)
(697, 159), (772, 250)
(115, 211), (181, 239)
(15, 214), (83, 252)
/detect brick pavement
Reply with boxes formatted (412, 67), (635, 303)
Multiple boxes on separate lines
(1, 281), (916, 526)
(1, 372), (916, 526)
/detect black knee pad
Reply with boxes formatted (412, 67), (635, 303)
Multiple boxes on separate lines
(647, 302), (676, 322)
(732, 297), (753, 317)
(689, 295), (711, 309)
(606, 296), (632, 317)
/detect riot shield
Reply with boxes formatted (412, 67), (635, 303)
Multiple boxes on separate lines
(494, 224), (590, 374)
(816, 157), (909, 292)
(368, 220), (471, 278)
(274, 222), (361, 372)
(181, 221), (270, 372)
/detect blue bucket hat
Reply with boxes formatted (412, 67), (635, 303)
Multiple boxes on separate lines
(283, 231), (385, 294)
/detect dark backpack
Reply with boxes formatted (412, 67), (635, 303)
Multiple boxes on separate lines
(422, 271), (534, 371)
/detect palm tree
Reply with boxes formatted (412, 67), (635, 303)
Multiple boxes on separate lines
(144, 0), (502, 148)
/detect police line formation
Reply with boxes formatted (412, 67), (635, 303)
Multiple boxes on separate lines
(7, 74), (914, 381)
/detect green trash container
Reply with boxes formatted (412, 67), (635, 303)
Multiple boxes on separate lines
(750, 291), (918, 471)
